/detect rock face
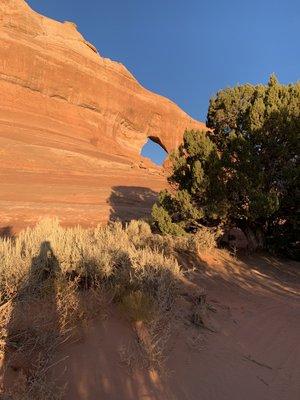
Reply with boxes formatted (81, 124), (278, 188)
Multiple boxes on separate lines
(0, 0), (206, 231)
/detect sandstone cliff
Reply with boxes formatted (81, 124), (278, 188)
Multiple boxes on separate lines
(0, 0), (206, 231)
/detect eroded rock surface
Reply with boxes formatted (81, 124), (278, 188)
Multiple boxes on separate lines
(0, 0), (206, 231)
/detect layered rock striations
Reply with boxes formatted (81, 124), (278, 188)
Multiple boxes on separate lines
(0, 0), (206, 231)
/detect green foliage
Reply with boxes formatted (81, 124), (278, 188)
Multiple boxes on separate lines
(152, 76), (299, 257)
(151, 129), (226, 233)
(151, 203), (186, 236)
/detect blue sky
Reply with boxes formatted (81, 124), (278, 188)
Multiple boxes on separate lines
(28, 0), (300, 164)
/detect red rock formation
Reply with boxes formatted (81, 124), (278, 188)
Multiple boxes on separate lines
(0, 0), (207, 231)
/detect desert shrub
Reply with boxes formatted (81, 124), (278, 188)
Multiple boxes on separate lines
(142, 230), (218, 258)
(189, 227), (218, 253)
(151, 204), (186, 236)
(119, 290), (155, 322)
(125, 219), (152, 240)
(0, 218), (182, 311)
(0, 218), (185, 399)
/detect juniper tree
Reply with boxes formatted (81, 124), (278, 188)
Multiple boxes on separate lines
(152, 76), (300, 257)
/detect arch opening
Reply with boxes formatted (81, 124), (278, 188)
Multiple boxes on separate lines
(141, 136), (168, 165)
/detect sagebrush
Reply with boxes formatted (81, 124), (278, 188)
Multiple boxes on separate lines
(1, 218), (201, 399)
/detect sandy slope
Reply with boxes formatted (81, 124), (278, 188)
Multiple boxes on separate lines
(52, 252), (300, 400)
(166, 252), (300, 400)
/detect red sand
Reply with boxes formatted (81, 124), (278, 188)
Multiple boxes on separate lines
(53, 252), (300, 400)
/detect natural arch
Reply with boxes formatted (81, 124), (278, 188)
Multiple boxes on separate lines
(141, 136), (168, 165)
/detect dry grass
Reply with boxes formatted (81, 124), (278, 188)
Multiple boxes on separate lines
(0, 218), (183, 305)
(0, 219), (217, 398)
(0, 218), (197, 399)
